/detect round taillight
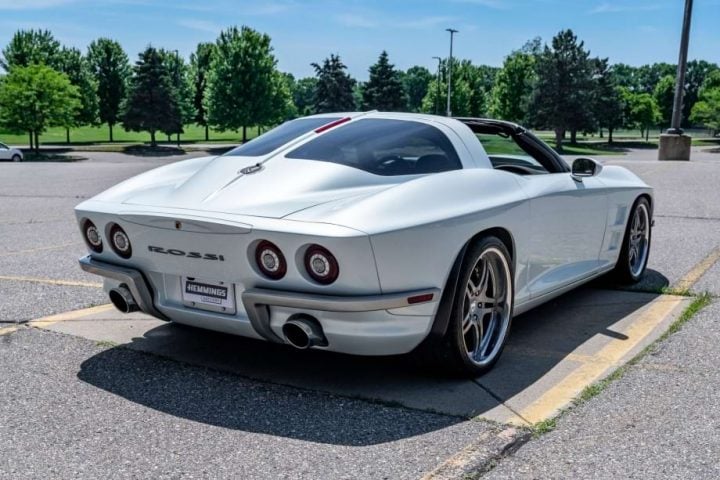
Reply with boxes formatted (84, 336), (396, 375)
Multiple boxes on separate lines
(255, 240), (287, 280)
(304, 244), (339, 285)
(109, 224), (132, 259)
(82, 219), (102, 253)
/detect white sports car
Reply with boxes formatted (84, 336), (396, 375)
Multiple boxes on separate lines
(76, 112), (652, 376)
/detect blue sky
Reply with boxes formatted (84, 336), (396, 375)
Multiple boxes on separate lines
(1, 0), (718, 79)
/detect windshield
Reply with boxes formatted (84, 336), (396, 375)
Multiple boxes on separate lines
(285, 119), (462, 176)
(225, 117), (340, 157)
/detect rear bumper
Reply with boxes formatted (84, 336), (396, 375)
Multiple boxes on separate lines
(79, 255), (440, 355)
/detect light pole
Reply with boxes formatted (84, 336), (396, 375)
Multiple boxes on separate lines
(445, 28), (458, 117)
(432, 56), (442, 115)
(658, 0), (694, 160)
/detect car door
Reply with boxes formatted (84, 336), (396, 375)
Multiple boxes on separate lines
(0, 143), (10, 160)
(521, 172), (608, 298)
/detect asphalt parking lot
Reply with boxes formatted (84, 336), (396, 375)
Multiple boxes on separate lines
(1, 147), (719, 479)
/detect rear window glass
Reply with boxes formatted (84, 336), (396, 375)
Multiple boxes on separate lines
(225, 117), (340, 157)
(285, 119), (462, 176)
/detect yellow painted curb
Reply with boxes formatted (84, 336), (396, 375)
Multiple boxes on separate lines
(511, 295), (685, 425)
(674, 246), (720, 292)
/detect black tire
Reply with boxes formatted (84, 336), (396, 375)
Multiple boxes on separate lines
(613, 197), (652, 284)
(11, 154), (21, 162)
(421, 236), (515, 377)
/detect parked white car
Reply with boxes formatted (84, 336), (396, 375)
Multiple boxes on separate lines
(0, 142), (23, 162)
(76, 112), (653, 376)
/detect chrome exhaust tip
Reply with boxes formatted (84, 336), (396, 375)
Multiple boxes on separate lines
(108, 286), (139, 314)
(282, 315), (327, 349)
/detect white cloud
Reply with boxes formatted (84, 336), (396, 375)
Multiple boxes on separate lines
(335, 13), (379, 28)
(176, 19), (222, 33)
(336, 13), (458, 30)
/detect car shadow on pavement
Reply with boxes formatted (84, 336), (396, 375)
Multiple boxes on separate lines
(77, 271), (668, 443)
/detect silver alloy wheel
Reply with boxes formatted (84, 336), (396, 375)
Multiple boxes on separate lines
(628, 203), (650, 277)
(462, 247), (512, 367)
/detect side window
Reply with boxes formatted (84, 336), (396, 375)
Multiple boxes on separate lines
(286, 119), (462, 176)
(477, 133), (550, 174)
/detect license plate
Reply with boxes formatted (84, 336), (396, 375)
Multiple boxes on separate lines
(181, 277), (236, 314)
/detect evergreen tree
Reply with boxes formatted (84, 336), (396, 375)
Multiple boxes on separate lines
(57, 47), (99, 142)
(312, 54), (356, 113)
(592, 59), (624, 143)
(529, 29), (595, 149)
(87, 38), (131, 142)
(189, 42), (215, 141)
(361, 51), (406, 111)
(121, 46), (180, 146)
(161, 49), (194, 139)
(402, 66), (432, 113)
(207, 26), (279, 142)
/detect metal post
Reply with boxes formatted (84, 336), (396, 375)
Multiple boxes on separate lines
(432, 56), (442, 115)
(446, 28), (458, 117)
(669, 0), (693, 134)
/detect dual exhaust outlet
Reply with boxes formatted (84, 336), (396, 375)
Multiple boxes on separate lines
(108, 287), (327, 350)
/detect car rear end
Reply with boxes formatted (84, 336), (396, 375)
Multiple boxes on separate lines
(76, 202), (440, 355)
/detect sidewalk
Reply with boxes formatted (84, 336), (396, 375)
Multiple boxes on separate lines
(484, 299), (720, 479)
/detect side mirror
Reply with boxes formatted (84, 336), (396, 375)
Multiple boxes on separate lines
(571, 157), (603, 181)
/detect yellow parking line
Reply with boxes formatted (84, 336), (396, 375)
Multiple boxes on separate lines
(30, 304), (115, 329)
(674, 246), (720, 292)
(0, 275), (102, 288)
(0, 242), (82, 257)
(0, 324), (20, 336)
(511, 294), (685, 425)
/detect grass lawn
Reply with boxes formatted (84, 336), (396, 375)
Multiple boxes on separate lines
(0, 124), (259, 146)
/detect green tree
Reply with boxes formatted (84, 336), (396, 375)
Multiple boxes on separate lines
(402, 66), (432, 112)
(189, 42), (215, 141)
(529, 29), (594, 149)
(162, 49), (194, 140)
(57, 47), (99, 143)
(489, 49), (536, 122)
(653, 75), (675, 129)
(0, 29), (61, 71)
(612, 63), (640, 91)
(121, 47), (180, 146)
(421, 76), (472, 117)
(87, 38), (131, 142)
(361, 51), (406, 111)
(0, 64), (79, 153)
(292, 76), (317, 116)
(267, 71), (297, 124)
(312, 54), (356, 113)
(635, 62), (676, 94)
(207, 26), (278, 142)
(690, 72), (720, 134)
(690, 88), (720, 134)
(623, 90), (660, 140)
(683, 60), (719, 127)
(592, 58), (624, 143)
(455, 60), (491, 117)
